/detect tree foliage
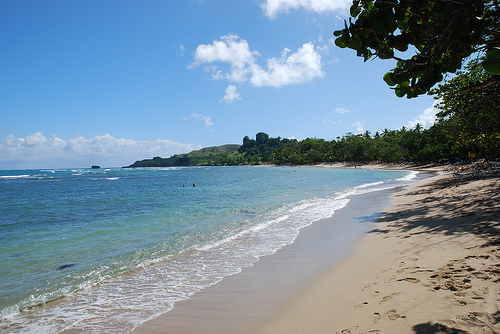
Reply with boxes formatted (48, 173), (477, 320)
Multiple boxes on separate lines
(268, 126), (462, 165)
(127, 124), (486, 168)
(239, 133), (295, 162)
(431, 59), (500, 158)
(334, 0), (500, 98)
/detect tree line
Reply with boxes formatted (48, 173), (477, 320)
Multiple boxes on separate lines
(243, 60), (499, 166)
(238, 125), (466, 166)
(128, 59), (498, 168)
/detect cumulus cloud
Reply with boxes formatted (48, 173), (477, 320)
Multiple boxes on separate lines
(250, 42), (323, 87)
(408, 102), (439, 129)
(190, 34), (324, 99)
(190, 34), (259, 81)
(261, 0), (351, 18)
(25, 132), (49, 146)
(184, 113), (214, 129)
(0, 132), (200, 169)
(220, 85), (242, 103)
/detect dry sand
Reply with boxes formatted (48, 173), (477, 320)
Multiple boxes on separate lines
(255, 169), (500, 333)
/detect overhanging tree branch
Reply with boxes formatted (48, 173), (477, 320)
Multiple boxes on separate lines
(334, 0), (500, 98)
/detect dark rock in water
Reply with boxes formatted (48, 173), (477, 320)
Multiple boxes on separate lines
(57, 263), (76, 270)
(91, 165), (100, 169)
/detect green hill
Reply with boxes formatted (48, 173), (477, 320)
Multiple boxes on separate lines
(125, 144), (241, 167)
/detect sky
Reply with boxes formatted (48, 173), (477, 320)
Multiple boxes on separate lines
(0, 0), (439, 169)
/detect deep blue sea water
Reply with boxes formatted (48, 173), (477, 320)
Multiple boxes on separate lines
(0, 166), (417, 333)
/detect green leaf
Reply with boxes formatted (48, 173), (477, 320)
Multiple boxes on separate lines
(363, 0), (374, 10)
(378, 46), (394, 59)
(350, 1), (361, 17)
(335, 36), (348, 48)
(395, 82), (409, 98)
(383, 71), (397, 86)
(395, 88), (406, 98)
(393, 43), (408, 52)
(483, 48), (500, 75)
(347, 38), (362, 52)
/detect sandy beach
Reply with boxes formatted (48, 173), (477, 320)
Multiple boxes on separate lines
(133, 165), (500, 334)
(256, 167), (500, 333)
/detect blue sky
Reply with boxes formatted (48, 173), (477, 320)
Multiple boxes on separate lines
(1, 0), (438, 169)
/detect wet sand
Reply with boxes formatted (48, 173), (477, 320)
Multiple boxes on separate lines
(132, 174), (411, 333)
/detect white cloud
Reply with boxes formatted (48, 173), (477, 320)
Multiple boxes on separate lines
(184, 113), (214, 128)
(322, 119), (337, 127)
(176, 44), (186, 56)
(190, 34), (324, 98)
(25, 132), (49, 146)
(352, 120), (365, 134)
(323, 107), (349, 127)
(220, 85), (242, 103)
(261, 0), (351, 18)
(0, 132), (200, 169)
(408, 102), (439, 129)
(192, 34), (258, 66)
(334, 107), (350, 113)
(250, 42), (323, 87)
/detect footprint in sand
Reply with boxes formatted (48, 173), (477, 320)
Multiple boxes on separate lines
(362, 283), (376, 290)
(355, 301), (368, 309)
(398, 265), (424, 274)
(397, 277), (421, 283)
(386, 309), (402, 321)
(340, 326), (359, 333)
(379, 292), (401, 304)
(373, 312), (381, 323)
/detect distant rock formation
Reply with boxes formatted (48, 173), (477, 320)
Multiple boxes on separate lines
(91, 165), (101, 169)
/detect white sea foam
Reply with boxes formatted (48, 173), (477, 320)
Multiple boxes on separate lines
(0, 174), (31, 179)
(354, 181), (384, 189)
(0, 167), (421, 333)
(397, 170), (419, 181)
(2, 196), (353, 333)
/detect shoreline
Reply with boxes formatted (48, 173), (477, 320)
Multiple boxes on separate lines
(131, 165), (500, 333)
(255, 169), (500, 333)
(132, 171), (418, 333)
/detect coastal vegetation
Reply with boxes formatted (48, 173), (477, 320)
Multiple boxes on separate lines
(127, 144), (241, 167)
(127, 57), (499, 168)
(334, 0), (499, 98)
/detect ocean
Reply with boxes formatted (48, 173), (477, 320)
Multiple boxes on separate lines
(0, 166), (418, 333)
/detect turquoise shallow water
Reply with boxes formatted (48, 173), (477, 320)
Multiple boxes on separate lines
(0, 166), (417, 333)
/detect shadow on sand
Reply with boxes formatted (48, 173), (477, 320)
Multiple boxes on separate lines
(370, 173), (500, 245)
(370, 173), (500, 334)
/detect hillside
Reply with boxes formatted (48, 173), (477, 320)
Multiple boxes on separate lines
(125, 144), (241, 167)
